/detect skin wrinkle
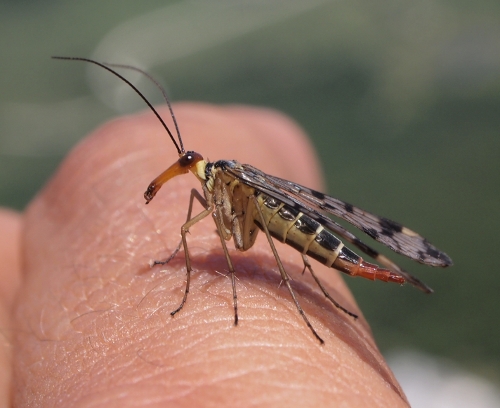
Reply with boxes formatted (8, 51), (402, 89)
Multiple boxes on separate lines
(130, 262), (386, 402)
(141, 308), (318, 390)
(158, 336), (327, 397)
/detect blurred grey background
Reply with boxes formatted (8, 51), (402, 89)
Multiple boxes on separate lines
(1, 0), (499, 403)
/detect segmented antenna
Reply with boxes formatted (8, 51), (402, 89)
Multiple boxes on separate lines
(52, 56), (184, 155)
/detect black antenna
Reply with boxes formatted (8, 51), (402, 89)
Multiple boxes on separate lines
(100, 62), (184, 153)
(52, 56), (183, 155)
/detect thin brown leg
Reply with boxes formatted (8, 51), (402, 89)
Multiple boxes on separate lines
(301, 255), (358, 319)
(153, 189), (207, 266)
(212, 212), (239, 325)
(252, 196), (324, 344)
(170, 193), (213, 317)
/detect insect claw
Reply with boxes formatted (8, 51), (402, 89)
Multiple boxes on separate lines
(150, 246), (182, 267)
(170, 299), (187, 316)
(151, 259), (167, 266)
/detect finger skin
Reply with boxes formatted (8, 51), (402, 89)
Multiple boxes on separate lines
(0, 209), (22, 407)
(12, 103), (408, 407)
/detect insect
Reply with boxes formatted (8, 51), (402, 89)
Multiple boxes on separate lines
(54, 56), (452, 344)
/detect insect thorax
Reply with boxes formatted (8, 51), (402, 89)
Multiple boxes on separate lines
(207, 160), (350, 266)
(208, 161), (260, 251)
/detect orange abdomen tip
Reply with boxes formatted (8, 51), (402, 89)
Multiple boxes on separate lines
(357, 260), (406, 285)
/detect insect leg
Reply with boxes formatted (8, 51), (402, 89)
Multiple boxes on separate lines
(252, 196), (324, 344)
(170, 199), (214, 317)
(212, 212), (239, 326)
(301, 255), (358, 319)
(152, 189), (207, 266)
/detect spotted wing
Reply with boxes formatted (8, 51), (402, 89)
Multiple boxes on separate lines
(227, 163), (452, 268)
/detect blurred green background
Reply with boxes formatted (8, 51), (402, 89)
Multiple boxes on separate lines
(1, 0), (499, 384)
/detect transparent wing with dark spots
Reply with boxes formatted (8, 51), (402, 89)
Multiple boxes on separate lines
(227, 163), (452, 268)
(224, 164), (433, 292)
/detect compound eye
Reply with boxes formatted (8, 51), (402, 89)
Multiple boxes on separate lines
(178, 151), (203, 168)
